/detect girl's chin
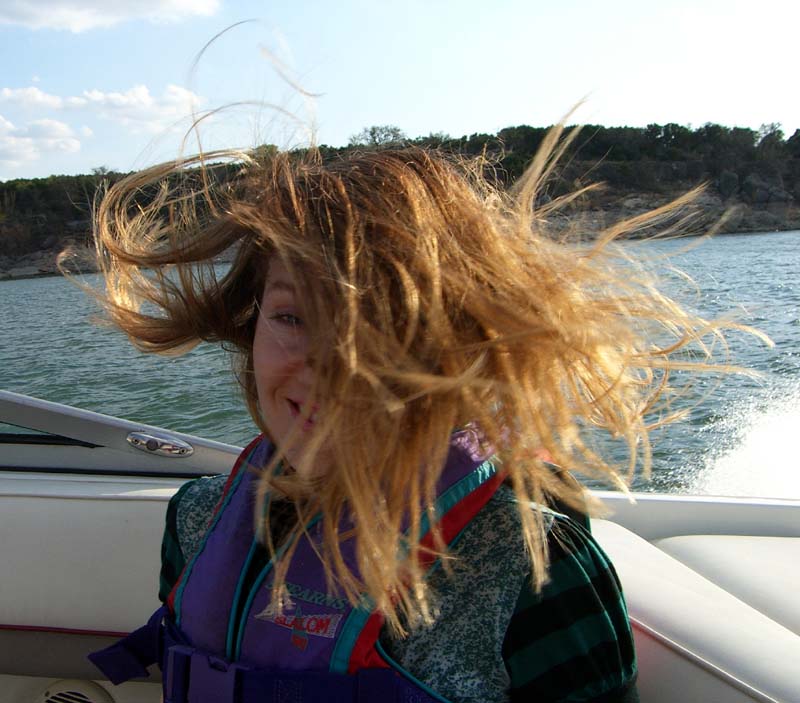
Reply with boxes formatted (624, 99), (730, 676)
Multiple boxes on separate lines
(283, 449), (332, 481)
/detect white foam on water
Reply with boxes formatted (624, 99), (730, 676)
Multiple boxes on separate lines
(692, 382), (800, 499)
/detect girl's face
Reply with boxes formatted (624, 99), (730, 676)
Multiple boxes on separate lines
(253, 258), (327, 477)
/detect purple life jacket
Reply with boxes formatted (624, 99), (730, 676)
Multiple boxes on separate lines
(90, 430), (506, 703)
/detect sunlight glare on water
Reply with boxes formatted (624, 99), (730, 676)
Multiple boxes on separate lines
(693, 380), (800, 499)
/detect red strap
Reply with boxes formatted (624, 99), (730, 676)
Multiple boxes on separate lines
(347, 470), (507, 672)
(419, 470), (506, 567)
(347, 612), (390, 673)
(208, 434), (266, 522)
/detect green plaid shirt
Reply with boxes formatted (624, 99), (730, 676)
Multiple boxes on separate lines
(160, 477), (638, 703)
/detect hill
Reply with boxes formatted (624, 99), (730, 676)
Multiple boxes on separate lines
(2, 123), (799, 280)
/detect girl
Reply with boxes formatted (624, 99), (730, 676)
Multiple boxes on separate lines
(89, 136), (723, 702)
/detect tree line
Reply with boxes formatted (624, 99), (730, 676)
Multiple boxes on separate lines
(2, 122), (798, 258)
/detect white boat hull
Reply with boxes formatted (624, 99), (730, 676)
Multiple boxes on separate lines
(2, 390), (798, 703)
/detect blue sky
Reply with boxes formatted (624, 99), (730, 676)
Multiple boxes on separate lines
(0, 0), (797, 181)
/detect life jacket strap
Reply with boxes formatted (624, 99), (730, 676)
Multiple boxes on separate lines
(164, 643), (444, 703)
(88, 604), (169, 685)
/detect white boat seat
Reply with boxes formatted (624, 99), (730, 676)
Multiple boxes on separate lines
(592, 519), (800, 703)
(654, 534), (800, 638)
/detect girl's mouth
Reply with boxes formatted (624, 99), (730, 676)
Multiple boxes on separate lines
(288, 399), (316, 429)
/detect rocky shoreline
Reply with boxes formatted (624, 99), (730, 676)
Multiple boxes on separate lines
(0, 246), (98, 281)
(2, 194), (798, 282)
(565, 191), (800, 238)
(0, 246), (238, 282)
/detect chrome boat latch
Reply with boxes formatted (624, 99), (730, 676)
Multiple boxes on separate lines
(126, 431), (195, 458)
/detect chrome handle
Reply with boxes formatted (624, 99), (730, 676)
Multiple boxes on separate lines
(126, 431), (194, 458)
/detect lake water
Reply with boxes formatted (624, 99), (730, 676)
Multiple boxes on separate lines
(1, 230), (799, 499)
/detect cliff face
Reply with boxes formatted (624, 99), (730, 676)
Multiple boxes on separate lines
(3, 120), (799, 279)
(0, 245), (97, 280)
(2, 193), (796, 281)
(569, 191), (800, 236)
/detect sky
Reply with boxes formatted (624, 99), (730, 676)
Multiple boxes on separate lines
(0, 0), (797, 181)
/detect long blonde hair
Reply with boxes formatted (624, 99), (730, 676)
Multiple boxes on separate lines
(92, 130), (742, 634)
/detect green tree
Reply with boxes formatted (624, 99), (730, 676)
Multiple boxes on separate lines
(718, 170), (739, 199)
(412, 131), (452, 148)
(786, 129), (800, 157)
(348, 125), (408, 148)
(497, 125), (548, 158)
(756, 123), (785, 160)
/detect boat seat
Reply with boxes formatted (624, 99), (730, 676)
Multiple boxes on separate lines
(654, 534), (800, 638)
(592, 519), (800, 703)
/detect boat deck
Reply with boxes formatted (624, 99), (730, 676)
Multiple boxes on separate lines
(2, 390), (798, 703)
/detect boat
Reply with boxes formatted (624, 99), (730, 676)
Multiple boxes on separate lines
(1, 389), (798, 703)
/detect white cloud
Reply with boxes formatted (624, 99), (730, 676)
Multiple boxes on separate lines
(0, 115), (81, 167)
(25, 118), (79, 144)
(0, 82), (205, 173)
(65, 96), (90, 108)
(0, 115), (33, 166)
(0, 0), (220, 32)
(0, 86), (64, 109)
(76, 84), (204, 133)
(0, 83), (204, 134)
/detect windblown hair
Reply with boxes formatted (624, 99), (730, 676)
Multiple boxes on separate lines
(92, 129), (736, 634)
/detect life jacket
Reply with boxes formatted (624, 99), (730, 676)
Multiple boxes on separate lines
(89, 429), (507, 703)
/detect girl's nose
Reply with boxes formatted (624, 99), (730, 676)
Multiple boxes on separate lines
(291, 343), (315, 381)
(296, 359), (315, 385)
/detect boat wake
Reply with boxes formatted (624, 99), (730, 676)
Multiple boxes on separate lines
(693, 380), (800, 499)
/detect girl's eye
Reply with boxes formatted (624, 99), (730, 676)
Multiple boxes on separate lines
(270, 313), (302, 327)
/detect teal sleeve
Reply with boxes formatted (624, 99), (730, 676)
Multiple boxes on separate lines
(503, 515), (639, 702)
(158, 480), (194, 603)
(158, 475), (229, 602)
